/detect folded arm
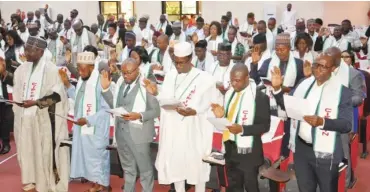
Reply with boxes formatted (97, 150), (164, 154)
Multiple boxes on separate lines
(36, 92), (61, 109)
(350, 72), (366, 107)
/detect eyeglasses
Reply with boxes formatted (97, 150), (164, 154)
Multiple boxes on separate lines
(121, 66), (139, 76)
(312, 63), (331, 71)
(341, 55), (351, 59)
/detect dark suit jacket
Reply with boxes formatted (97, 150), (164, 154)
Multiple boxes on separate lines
(273, 83), (353, 163)
(249, 57), (305, 88)
(225, 90), (271, 168)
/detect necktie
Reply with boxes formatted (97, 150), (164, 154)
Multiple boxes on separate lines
(123, 84), (131, 98)
(57, 23), (61, 32)
(223, 92), (242, 141)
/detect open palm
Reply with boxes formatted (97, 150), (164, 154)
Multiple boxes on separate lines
(271, 66), (283, 90)
(100, 70), (112, 90)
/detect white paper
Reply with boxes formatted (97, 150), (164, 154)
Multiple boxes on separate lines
(153, 70), (165, 76)
(106, 107), (129, 117)
(283, 95), (312, 121)
(262, 116), (282, 143)
(207, 117), (232, 131)
(53, 113), (76, 122)
(159, 98), (184, 110)
(81, 125), (94, 135)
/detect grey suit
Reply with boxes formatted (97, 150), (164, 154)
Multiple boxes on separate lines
(342, 67), (366, 187)
(102, 81), (160, 192)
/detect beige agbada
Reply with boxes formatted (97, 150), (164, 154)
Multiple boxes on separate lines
(12, 53), (70, 192)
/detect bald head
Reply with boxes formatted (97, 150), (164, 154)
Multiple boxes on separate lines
(157, 34), (169, 51)
(121, 58), (140, 84)
(72, 19), (83, 29)
(230, 63), (250, 92)
(324, 47), (342, 67)
(231, 63), (249, 76)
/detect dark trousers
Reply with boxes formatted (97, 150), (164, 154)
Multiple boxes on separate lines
(294, 137), (339, 192)
(280, 120), (290, 157)
(225, 163), (260, 192)
(0, 105), (13, 145)
(223, 141), (260, 192)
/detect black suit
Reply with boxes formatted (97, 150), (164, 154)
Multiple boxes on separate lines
(273, 85), (353, 192)
(0, 69), (14, 147)
(219, 90), (271, 192)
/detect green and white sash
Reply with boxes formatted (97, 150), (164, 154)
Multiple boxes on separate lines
(76, 70), (100, 135)
(114, 75), (147, 125)
(290, 76), (342, 160)
(266, 52), (297, 111)
(22, 56), (47, 115)
(224, 80), (256, 154)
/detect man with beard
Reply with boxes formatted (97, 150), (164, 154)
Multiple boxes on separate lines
(69, 51), (111, 191)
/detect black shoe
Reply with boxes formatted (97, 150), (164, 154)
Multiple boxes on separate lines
(0, 144), (10, 155)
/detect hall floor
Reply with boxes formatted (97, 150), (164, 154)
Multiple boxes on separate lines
(1, 140), (369, 192)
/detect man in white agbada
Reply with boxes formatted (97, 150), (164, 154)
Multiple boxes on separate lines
(281, 3), (297, 32)
(70, 19), (97, 66)
(208, 42), (235, 96)
(151, 42), (222, 192)
(11, 36), (70, 192)
(69, 52), (111, 191)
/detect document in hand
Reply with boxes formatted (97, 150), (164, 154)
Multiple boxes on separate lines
(207, 117), (232, 131)
(0, 98), (23, 105)
(106, 107), (129, 117)
(283, 95), (312, 121)
(53, 113), (77, 123)
(159, 98), (184, 110)
(153, 70), (165, 76)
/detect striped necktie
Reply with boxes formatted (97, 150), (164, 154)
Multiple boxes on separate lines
(223, 92), (242, 141)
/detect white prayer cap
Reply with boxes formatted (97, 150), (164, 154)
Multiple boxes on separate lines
(174, 42), (192, 57)
(77, 52), (95, 65)
(172, 21), (181, 28)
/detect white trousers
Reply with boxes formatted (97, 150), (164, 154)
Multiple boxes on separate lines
(174, 180), (205, 192)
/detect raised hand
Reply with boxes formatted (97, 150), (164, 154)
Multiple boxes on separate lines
(251, 46), (261, 64)
(303, 60), (312, 77)
(58, 69), (70, 88)
(65, 50), (72, 64)
(143, 78), (158, 96)
(100, 70), (112, 90)
(271, 66), (283, 91)
(211, 103), (224, 118)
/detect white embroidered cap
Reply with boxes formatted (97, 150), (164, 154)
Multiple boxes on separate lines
(77, 52), (95, 65)
(174, 42), (192, 57)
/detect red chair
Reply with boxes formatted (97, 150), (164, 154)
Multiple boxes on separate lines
(351, 135), (359, 172)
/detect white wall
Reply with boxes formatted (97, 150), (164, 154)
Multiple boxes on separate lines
(0, 1), (368, 28)
(133, 1), (161, 25)
(0, 1), (99, 26)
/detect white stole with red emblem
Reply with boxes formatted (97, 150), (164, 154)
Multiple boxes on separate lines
(75, 69), (100, 135)
(22, 57), (47, 115)
(290, 76), (341, 159)
(224, 80), (256, 153)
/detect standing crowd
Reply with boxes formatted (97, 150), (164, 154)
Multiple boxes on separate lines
(0, 3), (370, 192)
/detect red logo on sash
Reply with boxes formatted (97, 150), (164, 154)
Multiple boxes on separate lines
(86, 104), (92, 115)
(183, 86), (196, 107)
(322, 108), (332, 136)
(242, 110), (248, 124)
(30, 83), (37, 99)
